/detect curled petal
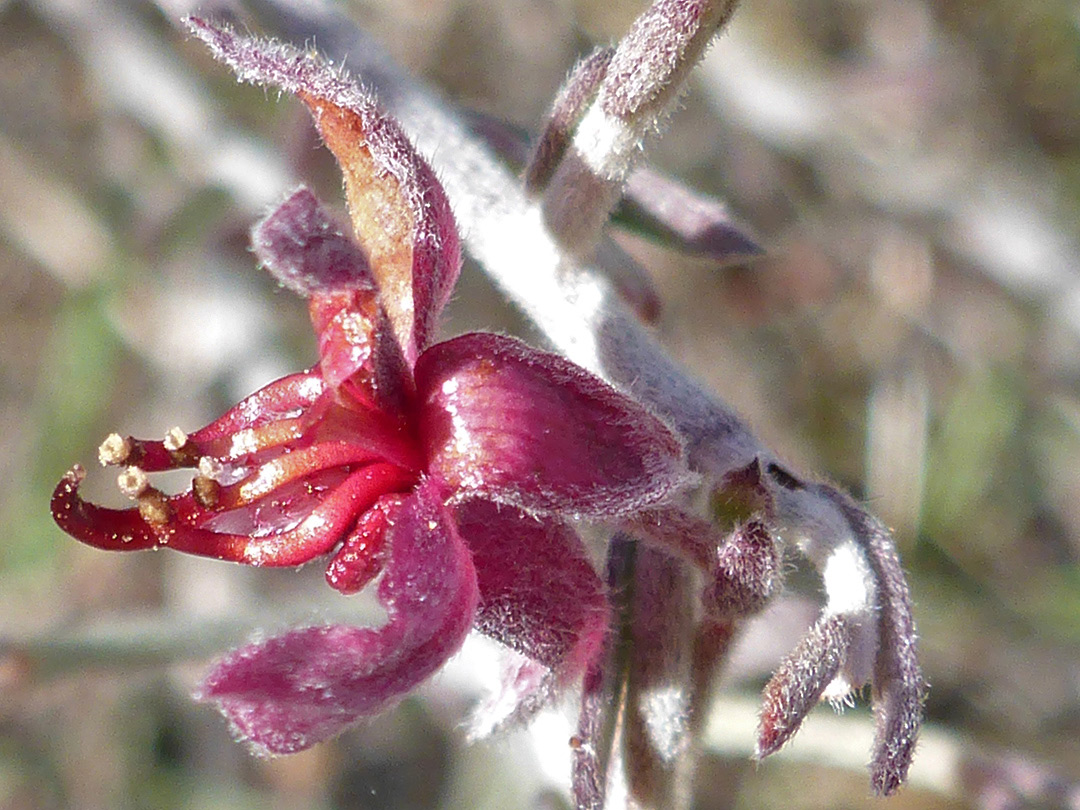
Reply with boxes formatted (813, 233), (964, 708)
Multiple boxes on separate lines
(325, 494), (400, 595)
(455, 498), (607, 675)
(252, 186), (374, 296)
(756, 613), (851, 760)
(187, 18), (460, 363)
(821, 488), (928, 796)
(416, 333), (689, 517)
(197, 477), (479, 754)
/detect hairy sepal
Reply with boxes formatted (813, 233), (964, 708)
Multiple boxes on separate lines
(415, 332), (689, 517)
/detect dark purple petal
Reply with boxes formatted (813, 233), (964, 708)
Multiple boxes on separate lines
(196, 477), (478, 754)
(617, 168), (763, 264)
(251, 187), (374, 296)
(416, 332), (689, 517)
(455, 498), (607, 675)
(187, 18), (461, 363)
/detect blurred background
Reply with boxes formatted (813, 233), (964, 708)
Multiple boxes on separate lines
(1, 0), (1079, 808)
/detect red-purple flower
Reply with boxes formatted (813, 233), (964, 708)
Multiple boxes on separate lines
(50, 20), (688, 755)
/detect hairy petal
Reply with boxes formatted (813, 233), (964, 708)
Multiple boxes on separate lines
(197, 477), (479, 754)
(187, 18), (460, 363)
(821, 487), (928, 796)
(416, 332), (689, 517)
(455, 498), (607, 674)
(756, 613), (852, 759)
(524, 46), (613, 193)
(251, 186), (374, 296)
(617, 168), (763, 263)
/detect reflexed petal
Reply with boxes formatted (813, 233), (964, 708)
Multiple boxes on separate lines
(416, 333), (689, 517)
(455, 498), (607, 674)
(187, 18), (461, 364)
(325, 493), (400, 595)
(197, 477), (479, 754)
(756, 614), (851, 760)
(252, 187), (374, 296)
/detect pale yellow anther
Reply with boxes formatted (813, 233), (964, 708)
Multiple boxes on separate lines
(138, 490), (172, 525)
(198, 456), (225, 480)
(117, 466), (149, 499)
(163, 426), (188, 452)
(98, 433), (131, 466)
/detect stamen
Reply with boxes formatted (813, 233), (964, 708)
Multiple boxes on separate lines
(117, 466), (149, 499)
(163, 426), (188, 451)
(99, 433), (132, 466)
